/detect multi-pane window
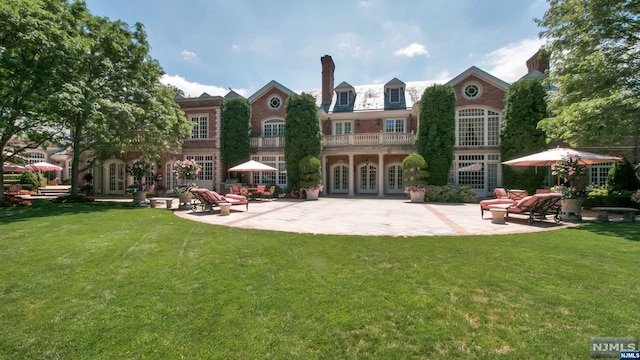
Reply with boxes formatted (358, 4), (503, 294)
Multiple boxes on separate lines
(387, 165), (403, 191)
(264, 119), (285, 137)
(334, 121), (352, 135)
(251, 155), (285, 187)
(26, 151), (46, 164)
(384, 119), (405, 133)
(359, 165), (377, 191)
(590, 163), (613, 186)
(190, 115), (208, 139)
(190, 155), (213, 180)
(458, 108), (502, 146)
(457, 155), (485, 189)
(388, 88), (401, 103)
(333, 165), (349, 191)
(338, 91), (350, 106)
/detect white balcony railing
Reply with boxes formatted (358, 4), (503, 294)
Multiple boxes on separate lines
(323, 133), (416, 147)
(250, 133), (416, 149)
(250, 137), (285, 148)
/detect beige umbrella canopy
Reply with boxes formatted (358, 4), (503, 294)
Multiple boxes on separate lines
(28, 161), (63, 172)
(3, 162), (27, 172)
(502, 147), (621, 167)
(227, 160), (277, 186)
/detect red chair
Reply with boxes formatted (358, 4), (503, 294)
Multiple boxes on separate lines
(492, 193), (562, 224)
(257, 186), (275, 201)
(190, 188), (249, 213)
(480, 188), (516, 218)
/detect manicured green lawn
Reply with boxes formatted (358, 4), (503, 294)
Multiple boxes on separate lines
(1, 200), (638, 359)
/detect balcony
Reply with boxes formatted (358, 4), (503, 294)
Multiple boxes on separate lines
(250, 137), (285, 148)
(323, 132), (416, 148)
(250, 133), (416, 150)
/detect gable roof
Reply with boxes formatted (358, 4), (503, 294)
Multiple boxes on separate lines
(248, 80), (296, 103)
(335, 81), (354, 90)
(385, 78), (405, 87)
(446, 66), (510, 90)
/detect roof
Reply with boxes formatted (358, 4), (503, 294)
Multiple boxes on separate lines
(247, 80), (296, 103)
(308, 80), (438, 113)
(446, 66), (510, 90)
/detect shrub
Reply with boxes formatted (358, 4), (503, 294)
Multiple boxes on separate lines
(298, 156), (322, 189)
(424, 185), (477, 203)
(19, 172), (38, 187)
(402, 153), (429, 190)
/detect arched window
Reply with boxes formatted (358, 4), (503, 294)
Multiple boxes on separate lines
(263, 119), (285, 137)
(26, 151), (46, 164)
(457, 107), (501, 146)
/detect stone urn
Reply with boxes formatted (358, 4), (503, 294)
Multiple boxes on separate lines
(178, 192), (193, 207)
(409, 189), (426, 203)
(132, 191), (148, 206)
(305, 188), (320, 200)
(561, 198), (584, 221)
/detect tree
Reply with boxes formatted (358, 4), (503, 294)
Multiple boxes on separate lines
(51, 7), (191, 196)
(221, 98), (251, 168)
(0, 0), (81, 199)
(536, 0), (640, 145)
(284, 93), (322, 190)
(500, 78), (549, 193)
(417, 84), (456, 185)
(606, 157), (640, 192)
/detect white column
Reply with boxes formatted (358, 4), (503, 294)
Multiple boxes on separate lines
(348, 153), (354, 197)
(377, 153), (384, 197)
(321, 155), (327, 194)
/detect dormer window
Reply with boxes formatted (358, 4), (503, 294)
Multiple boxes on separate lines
(338, 91), (350, 106)
(388, 88), (402, 103)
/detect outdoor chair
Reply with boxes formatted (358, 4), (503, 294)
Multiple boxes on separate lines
(491, 193), (562, 224)
(190, 188), (249, 213)
(480, 188), (517, 218)
(257, 186), (275, 201)
(230, 185), (241, 195)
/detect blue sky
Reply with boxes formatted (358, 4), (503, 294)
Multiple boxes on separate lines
(84, 0), (548, 98)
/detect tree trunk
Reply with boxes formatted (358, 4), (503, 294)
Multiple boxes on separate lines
(70, 117), (83, 196)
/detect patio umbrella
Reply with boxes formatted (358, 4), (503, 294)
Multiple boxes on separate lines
(227, 160), (277, 186)
(3, 162), (27, 172)
(28, 161), (63, 172)
(502, 147), (621, 166)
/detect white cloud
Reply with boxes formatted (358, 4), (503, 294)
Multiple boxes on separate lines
(231, 44), (241, 52)
(481, 38), (545, 82)
(181, 50), (197, 62)
(160, 74), (248, 98)
(394, 43), (430, 58)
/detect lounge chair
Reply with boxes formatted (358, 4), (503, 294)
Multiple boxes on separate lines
(190, 188), (249, 213)
(491, 193), (562, 224)
(480, 188), (516, 218)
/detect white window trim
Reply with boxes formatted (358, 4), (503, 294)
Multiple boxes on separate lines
(333, 120), (353, 135)
(383, 118), (405, 133)
(388, 88), (402, 104)
(462, 81), (482, 100)
(337, 91), (350, 106)
(268, 95), (282, 110)
(455, 106), (502, 147)
(189, 113), (209, 140)
(262, 118), (285, 137)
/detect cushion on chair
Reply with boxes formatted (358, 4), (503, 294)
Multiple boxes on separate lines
(494, 188), (508, 198)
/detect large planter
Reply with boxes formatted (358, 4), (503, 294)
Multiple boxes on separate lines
(305, 188), (320, 200)
(178, 192), (193, 207)
(132, 191), (148, 206)
(561, 198), (584, 221)
(409, 190), (426, 203)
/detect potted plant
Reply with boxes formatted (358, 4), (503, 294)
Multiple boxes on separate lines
(551, 155), (586, 220)
(126, 159), (152, 205)
(402, 153), (429, 203)
(298, 155), (322, 200)
(173, 159), (202, 206)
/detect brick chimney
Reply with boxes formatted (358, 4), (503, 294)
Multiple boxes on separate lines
(526, 49), (549, 74)
(321, 55), (335, 106)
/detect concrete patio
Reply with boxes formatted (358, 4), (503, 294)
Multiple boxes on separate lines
(170, 197), (610, 237)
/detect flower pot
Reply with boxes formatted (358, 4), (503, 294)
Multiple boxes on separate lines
(561, 198), (584, 221)
(132, 191), (147, 206)
(305, 188), (320, 200)
(178, 192), (193, 207)
(409, 190), (425, 203)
